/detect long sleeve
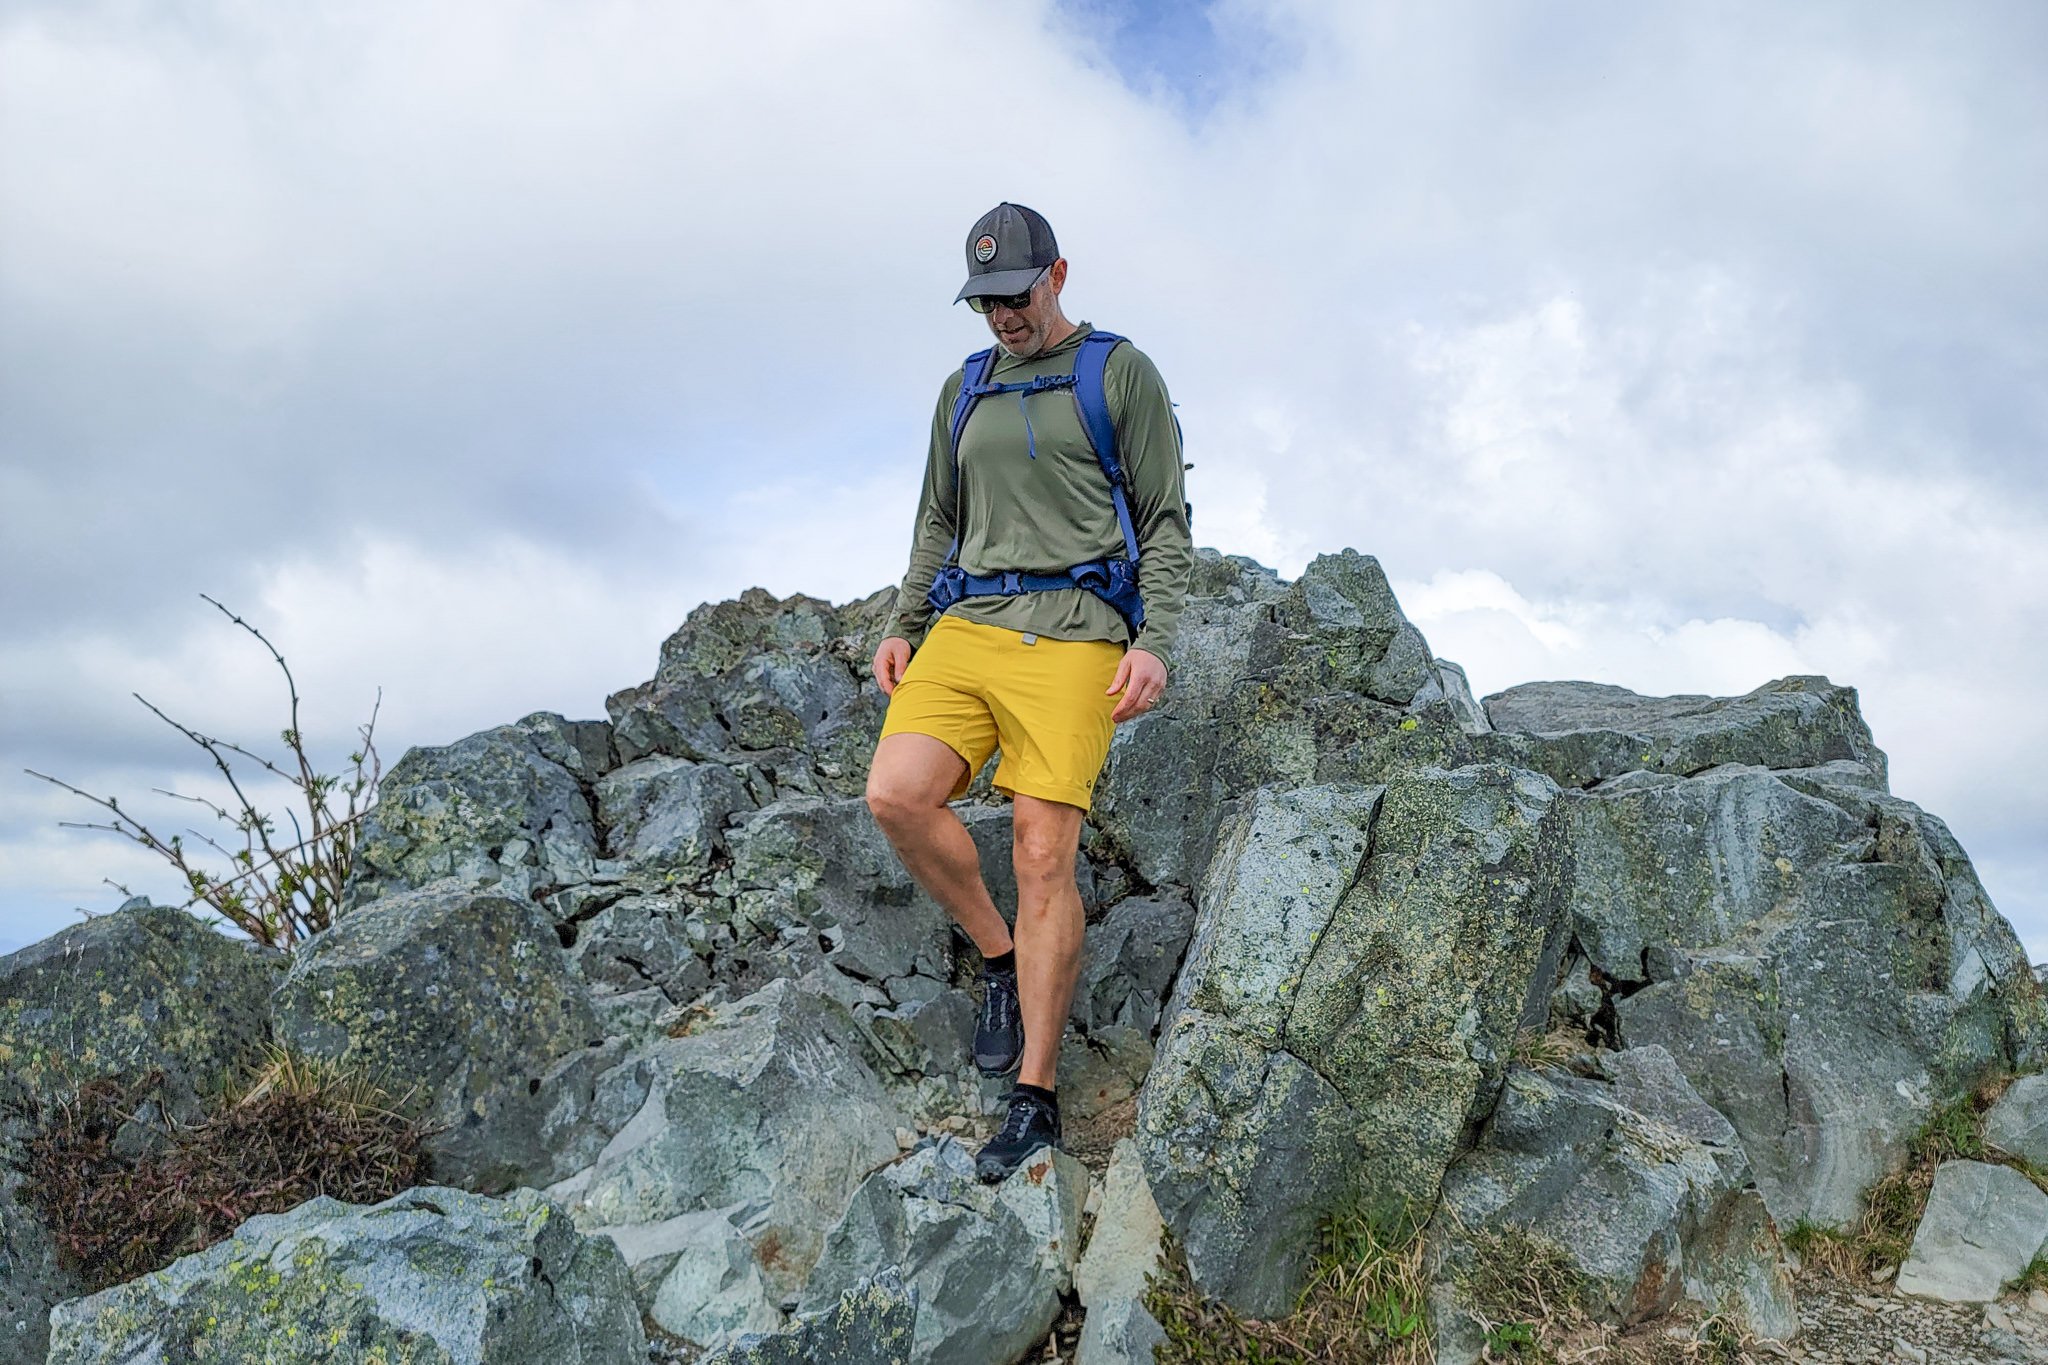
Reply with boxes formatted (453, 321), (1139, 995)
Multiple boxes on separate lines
(1109, 344), (1194, 671)
(879, 372), (964, 652)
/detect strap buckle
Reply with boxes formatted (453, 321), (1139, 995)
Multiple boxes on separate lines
(998, 570), (1023, 594)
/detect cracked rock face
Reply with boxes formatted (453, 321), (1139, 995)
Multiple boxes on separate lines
(1135, 767), (1571, 1315)
(701, 1267), (917, 1365)
(556, 976), (905, 1300)
(800, 1138), (1086, 1365)
(343, 714), (614, 914)
(1585, 761), (2040, 1228)
(1434, 1048), (1798, 1345)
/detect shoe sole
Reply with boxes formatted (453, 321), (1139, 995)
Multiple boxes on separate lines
(974, 1051), (1022, 1078)
(975, 1139), (1060, 1184)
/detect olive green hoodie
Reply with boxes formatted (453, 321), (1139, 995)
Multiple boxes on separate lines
(880, 323), (1194, 670)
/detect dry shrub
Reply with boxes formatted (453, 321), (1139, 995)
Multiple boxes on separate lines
(13, 1047), (426, 1292)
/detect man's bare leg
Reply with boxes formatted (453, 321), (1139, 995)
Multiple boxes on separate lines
(864, 732), (1014, 958)
(1010, 791), (1087, 1090)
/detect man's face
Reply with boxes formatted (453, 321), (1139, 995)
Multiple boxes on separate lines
(983, 259), (1067, 358)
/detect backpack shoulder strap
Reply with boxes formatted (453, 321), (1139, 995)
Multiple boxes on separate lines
(1072, 330), (1141, 564)
(941, 348), (998, 566)
(948, 348), (999, 455)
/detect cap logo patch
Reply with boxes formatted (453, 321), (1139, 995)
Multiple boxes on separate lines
(974, 234), (998, 264)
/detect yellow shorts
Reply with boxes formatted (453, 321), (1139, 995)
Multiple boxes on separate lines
(878, 613), (1127, 811)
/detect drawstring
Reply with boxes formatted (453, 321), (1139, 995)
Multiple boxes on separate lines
(1018, 392), (1037, 460)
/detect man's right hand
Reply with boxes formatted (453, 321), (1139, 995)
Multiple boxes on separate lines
(873, 637), (913, 695)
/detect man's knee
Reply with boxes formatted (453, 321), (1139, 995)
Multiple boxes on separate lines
(1011, 810), (1080, 886)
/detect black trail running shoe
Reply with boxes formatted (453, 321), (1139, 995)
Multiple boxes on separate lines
(974, 965), (1023, 1077)
(976, 1087), (1061, 1183)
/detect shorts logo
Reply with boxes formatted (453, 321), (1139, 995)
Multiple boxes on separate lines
(974, 234), (998, 263)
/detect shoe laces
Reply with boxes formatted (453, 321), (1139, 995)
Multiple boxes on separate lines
(997, 1089), (1051, 1145)
(982, 968), (1018, 1033)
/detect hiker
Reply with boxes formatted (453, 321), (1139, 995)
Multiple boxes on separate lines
(864, 202), (1194, 1183)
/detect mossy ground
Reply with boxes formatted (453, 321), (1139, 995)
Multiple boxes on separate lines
(11, 1046), (427, 1293)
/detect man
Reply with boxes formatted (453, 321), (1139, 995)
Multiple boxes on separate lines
(864, 202), (1193, 1183)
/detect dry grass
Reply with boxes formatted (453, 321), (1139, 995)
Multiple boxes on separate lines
(1510, 1028), (1585, 1074)
(1146, 1195), (1434, 1364)
(10, 1046), (427, 1292)
(1784, 1079), (2016, 1281)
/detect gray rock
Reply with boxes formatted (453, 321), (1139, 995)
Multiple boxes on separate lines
(1057, 1025), (1154, 1127)
(595, 754), (755, 883)
(1897, 1161), (2048, 1303)
(1411, 658), (1492, 736)
(701, 1267), (917, 1365)
(1436, 1051), (1797, 1341)
(1075, 1139), (1166, 1365)
(1137, 767), (1571, 1315)
(274, 879), (612, 1192)
(0, 901), (282, 1120)
(45, 1186), (645, 1364)
(343, 718), (607, 912)
(607, 587), (888, 802)
(1985, 1074), (2048, 1168)
(1479, 675), (1889, 788)
(1608, 764), (2041, 1228)
(0, 902), (283, 1365)
(800, 1138), (1087, 1365)
(643, 1211), (785, 1347)
(564, 977), (904, 1298)
(1071, 891), (1195, 1038)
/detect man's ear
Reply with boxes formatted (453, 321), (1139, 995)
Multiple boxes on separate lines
(1050, 258), (1069, 292)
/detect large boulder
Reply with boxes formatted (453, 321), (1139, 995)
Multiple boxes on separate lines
(558, 976), (904, 1298)
(1135, 766), (1571, 1315)
(1434, 1049), (1797, 1342)
(1478, 676), (1888, 790)
(1985, 1074), (2048, 1168)
(606, 587), (890, 803)
(343, 713), (613, 912)
(1896, 1160), (2048, 1303)
(274, 880), (621, 1192)
(1087, 549), (1463, 894)
(1599, 763), (2041, 1227)
(45, 1186), (644, 1364)
(0, 901), (282, 1365)
(594, 753), (755, 885)
(799, 1138), (1086, 1365)
(701, 1267), (917, 1365)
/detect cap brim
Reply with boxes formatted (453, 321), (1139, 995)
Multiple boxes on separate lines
(954, 265), (1047, 303)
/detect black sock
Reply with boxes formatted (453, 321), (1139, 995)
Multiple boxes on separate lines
(984, 948), (1016, 975)
(1016, 1081), (1057, 1110)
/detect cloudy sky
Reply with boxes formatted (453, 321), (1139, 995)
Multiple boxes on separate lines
(3, 0), (2043, 958)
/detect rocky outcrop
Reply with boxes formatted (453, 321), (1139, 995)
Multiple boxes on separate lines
(274, 878), (623, 1192)
(1136, 765), (1571, 1315)
(46, 1186), (644, 1364)
(800, 1138), (1086, 1365)
(0, 901), (283, 1365)
(1986, 1075), (2048, 1168)
(19, 547), (2048, 1363)
(343, 713), (617, 913)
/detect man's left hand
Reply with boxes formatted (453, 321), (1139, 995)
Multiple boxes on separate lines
(1107, 648), (1168, 724)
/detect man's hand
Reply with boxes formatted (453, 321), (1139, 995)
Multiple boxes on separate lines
(1107, 647), (1167, 723)
(873, 637), (912, 695)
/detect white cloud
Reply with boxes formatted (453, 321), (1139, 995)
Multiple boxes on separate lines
(3, 0), (2043, 959)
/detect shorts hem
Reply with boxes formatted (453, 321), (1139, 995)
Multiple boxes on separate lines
(994, 774), (1096, 812)
(879, 721), (981, 800)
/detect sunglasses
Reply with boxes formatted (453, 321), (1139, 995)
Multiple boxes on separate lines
(965, 271), (1046, 313)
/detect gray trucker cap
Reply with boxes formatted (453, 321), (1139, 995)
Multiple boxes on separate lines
(954, 202), (1059, 303)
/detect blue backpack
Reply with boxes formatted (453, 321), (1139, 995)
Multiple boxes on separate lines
(923, 329), (1189, 635)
